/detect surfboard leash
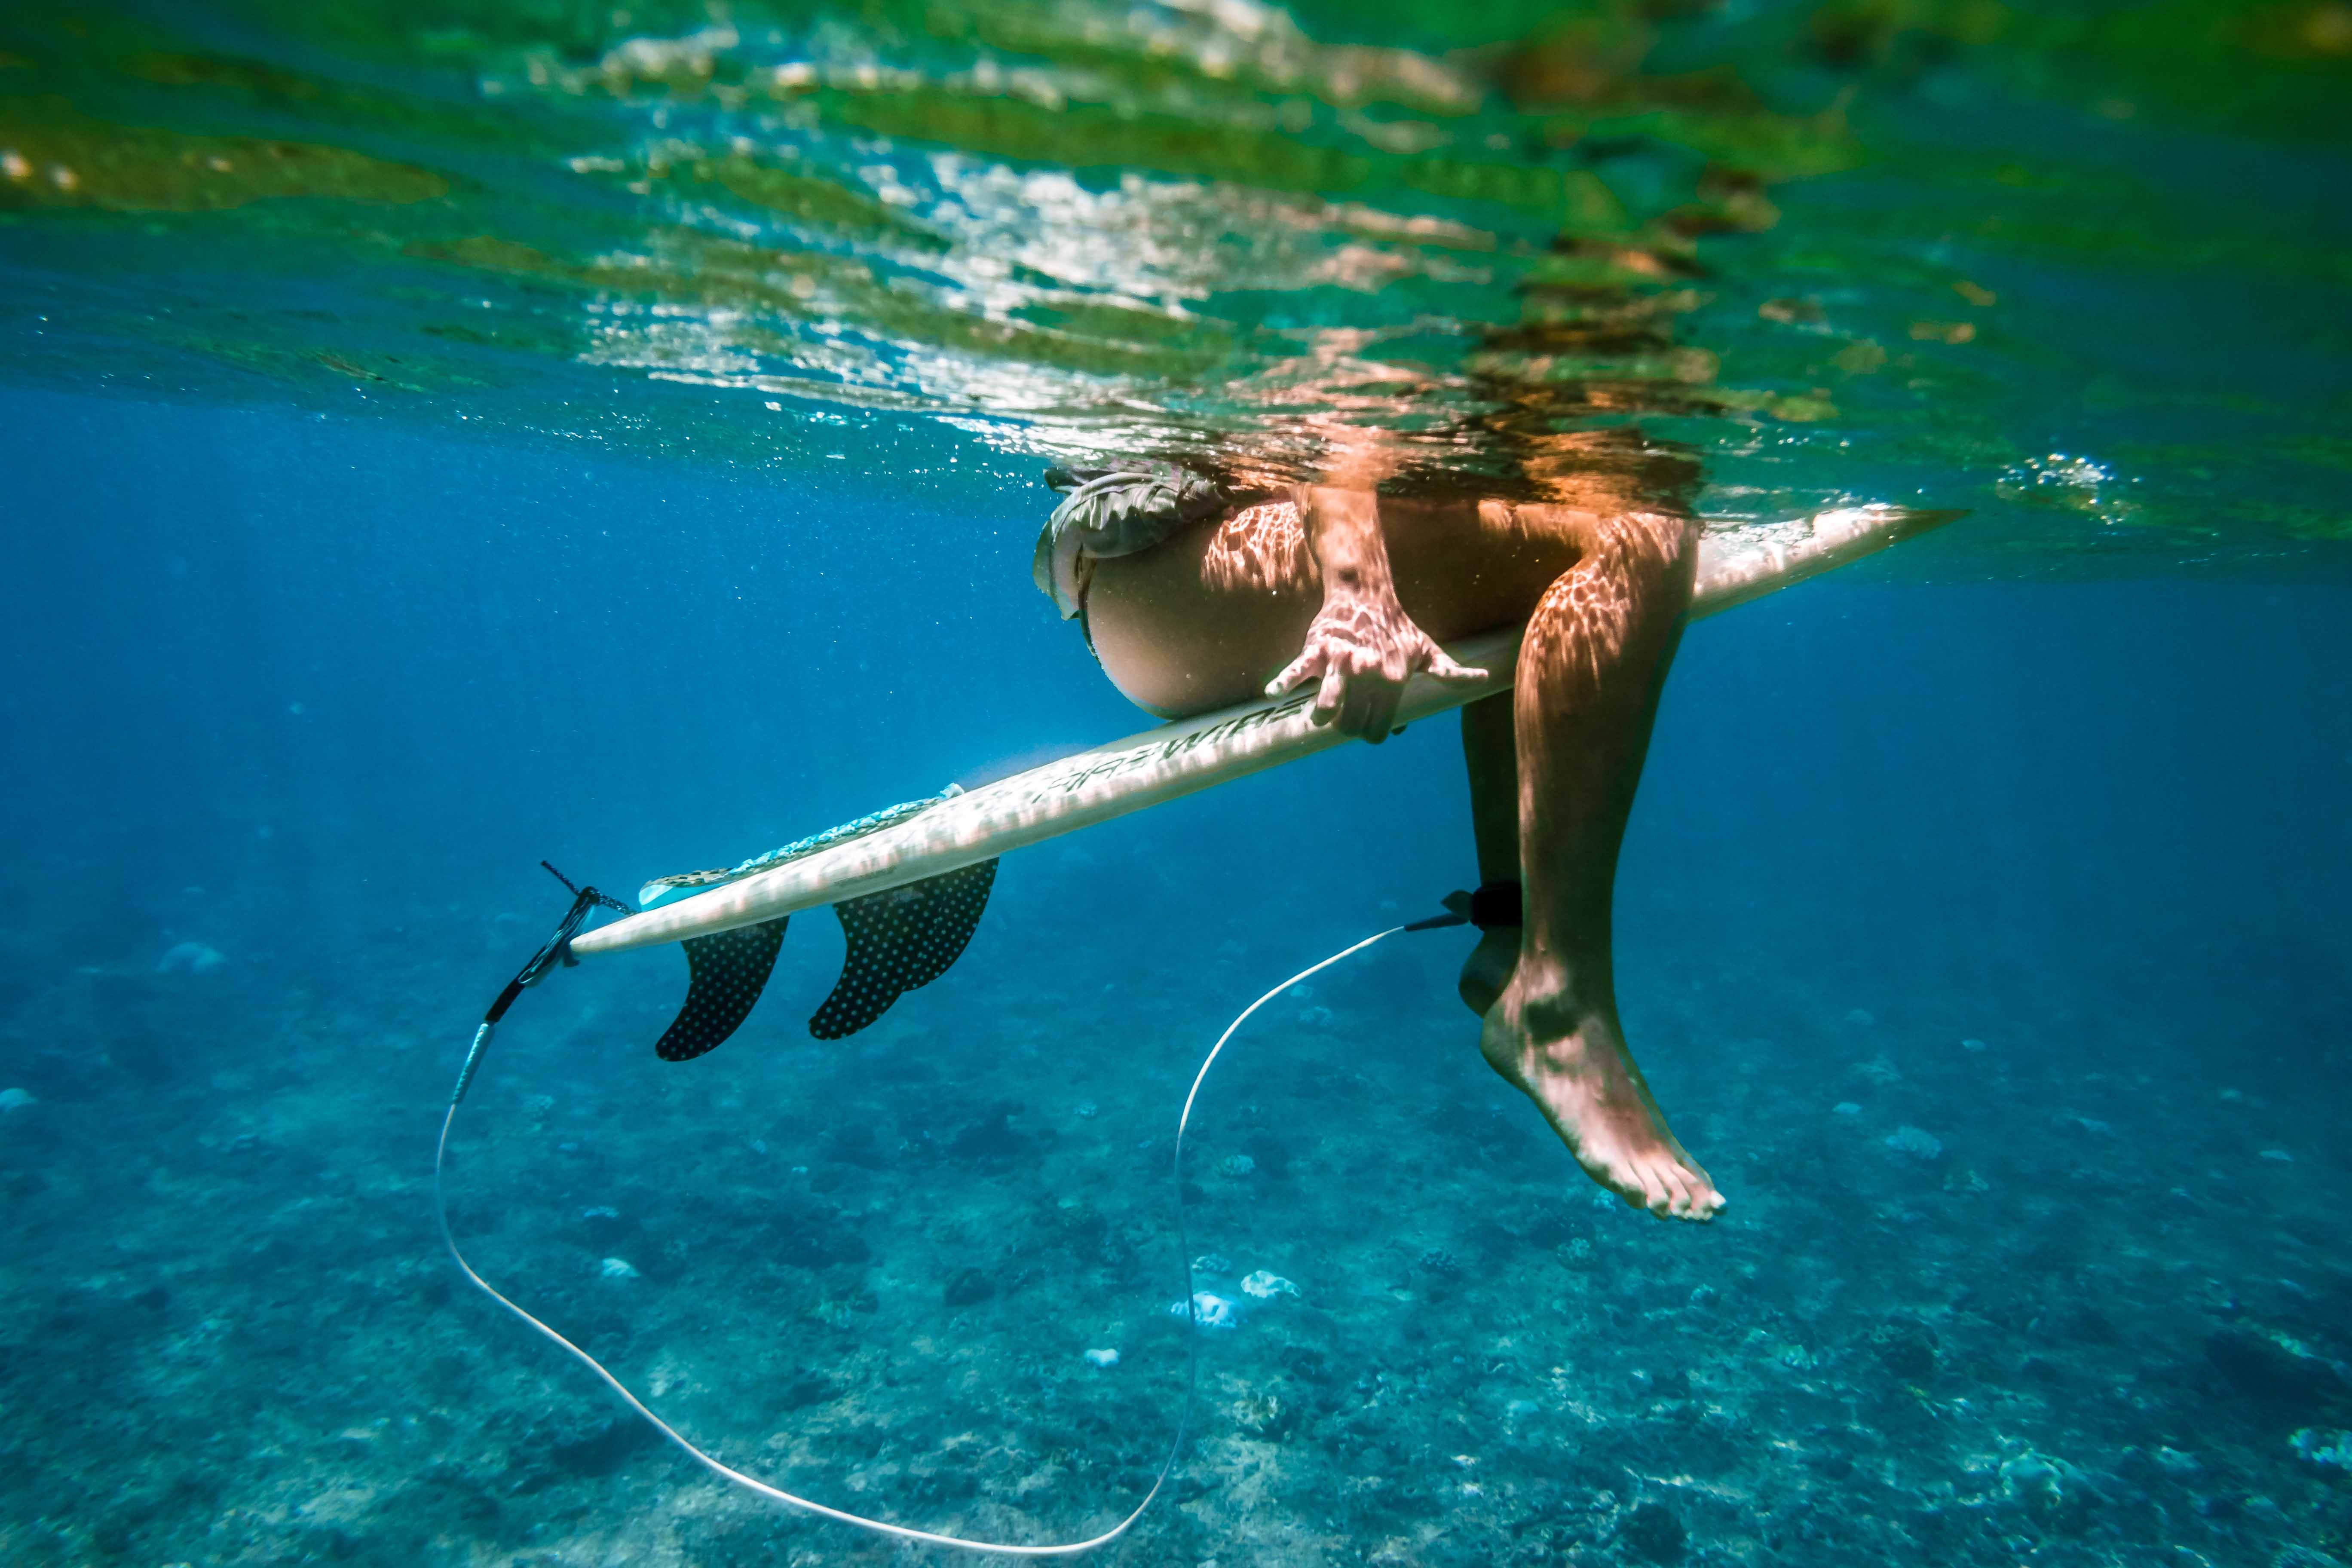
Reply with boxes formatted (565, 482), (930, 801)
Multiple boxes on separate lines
(435, 876), (1482, 1556)
(449, 864), (629, 1104)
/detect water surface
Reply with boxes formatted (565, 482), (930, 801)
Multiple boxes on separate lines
(1, 4), (2350, 1566)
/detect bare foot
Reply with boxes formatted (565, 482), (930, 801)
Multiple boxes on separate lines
(1479, 974), (1724, 1222)
(1457, 928), (1519, 1017)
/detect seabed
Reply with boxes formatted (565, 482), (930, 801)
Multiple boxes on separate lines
(2, 870), (2345, 1567)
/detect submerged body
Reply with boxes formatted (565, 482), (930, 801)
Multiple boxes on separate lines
(1084, 472), (1726, 1222)
(573, 459), (1955, 1223)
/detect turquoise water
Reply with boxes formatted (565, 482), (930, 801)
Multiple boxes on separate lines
(2, 3), (2350, 1565)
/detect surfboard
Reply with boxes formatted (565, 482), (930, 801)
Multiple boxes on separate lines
(570, 502), (1955, 962)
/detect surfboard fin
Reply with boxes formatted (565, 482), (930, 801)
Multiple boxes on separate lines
(647, 861), (997, 1057)
(654, 917), (790, 1062)
(809, 860), (998, 1040)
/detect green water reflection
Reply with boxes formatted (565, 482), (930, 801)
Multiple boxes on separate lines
(0, 0), (2345, 564)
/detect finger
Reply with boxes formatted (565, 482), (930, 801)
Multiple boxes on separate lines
(1426, 649), (1491, 683)
(1265, 652), (1318, 699)
(1335, 665), (1376, 737)
(1350, 650), (1398, 740)
(1313, 663), (1348, 726)
(1363, 681), (1403, 744)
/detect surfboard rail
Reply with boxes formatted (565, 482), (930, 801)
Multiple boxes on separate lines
(569, 504), (1957, 959)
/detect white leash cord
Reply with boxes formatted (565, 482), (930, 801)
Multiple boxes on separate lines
(434, 926), (1406, 1555)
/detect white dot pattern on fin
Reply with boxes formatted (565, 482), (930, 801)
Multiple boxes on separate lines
(808, 860), (997, 1041)
(655, 917), (789, 1062)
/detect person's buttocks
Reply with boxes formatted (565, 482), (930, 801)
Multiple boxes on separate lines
(1085, 487), (1632, 720)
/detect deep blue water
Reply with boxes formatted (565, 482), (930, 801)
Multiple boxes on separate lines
(3, 384), (2349, 1566)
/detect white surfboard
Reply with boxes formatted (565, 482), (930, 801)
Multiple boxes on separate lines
(570, 504), (1954, 959)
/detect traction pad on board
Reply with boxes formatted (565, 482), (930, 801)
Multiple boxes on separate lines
(649, 860), (998, 1059)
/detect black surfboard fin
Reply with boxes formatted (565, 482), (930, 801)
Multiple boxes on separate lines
(809, 860), (998, 1040)
(654, 916), (789, 1062)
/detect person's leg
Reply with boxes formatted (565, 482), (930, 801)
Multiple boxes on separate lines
(1479, 509), (1725, 1222)
(1457, 692), (1520, 1016)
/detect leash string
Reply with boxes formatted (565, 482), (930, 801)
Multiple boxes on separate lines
(438, 891), (1437, 1554)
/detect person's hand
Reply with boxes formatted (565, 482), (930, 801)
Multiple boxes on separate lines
(1266, 593), (1487, 741)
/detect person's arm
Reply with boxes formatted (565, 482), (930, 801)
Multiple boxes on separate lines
(1265, 484), (1486, 741)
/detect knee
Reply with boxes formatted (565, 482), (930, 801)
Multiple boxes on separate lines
(1596, 511), (1696, 612)
(1630, 510), (1698, 575)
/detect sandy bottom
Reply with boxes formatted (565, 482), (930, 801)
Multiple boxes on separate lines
(1, 891), (2347, 1568)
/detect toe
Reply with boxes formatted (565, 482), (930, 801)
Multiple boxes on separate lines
(1682, 1167), (1720, 1221)
(1660, 1143), (1719, 1221)
(1662, 1162), (1702, 1220)
(1654, 1157), (1719, 1223)
(1610, 1156), (1661, 1213)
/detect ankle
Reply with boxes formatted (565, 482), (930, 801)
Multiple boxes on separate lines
(1503, 954), (1614, 1039)
(1457, 928), (1519, 1017)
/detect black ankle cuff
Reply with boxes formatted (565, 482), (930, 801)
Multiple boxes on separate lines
(1468, 881), (1522, 929)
